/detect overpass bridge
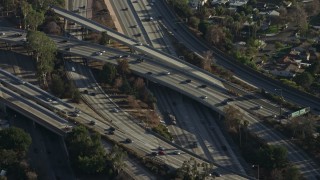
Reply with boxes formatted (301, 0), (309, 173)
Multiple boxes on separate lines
(48, 5), (320, 113)
(1, 27), (320, 178)
(0, 85), (71, 136)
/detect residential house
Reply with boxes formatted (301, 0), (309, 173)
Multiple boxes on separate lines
(190, 0), (208, 8)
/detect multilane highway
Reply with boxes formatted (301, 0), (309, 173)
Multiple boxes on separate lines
(109, 0), (246, 174)
(49, 4), (320, 112)
(0, 59), (249, 179)
(1, 27), (319, 178)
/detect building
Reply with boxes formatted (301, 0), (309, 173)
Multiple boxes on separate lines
(190, 0), (208, 8)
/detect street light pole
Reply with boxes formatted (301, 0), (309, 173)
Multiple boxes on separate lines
(275, 88), (283, 117)
(252, 164), (260, 180)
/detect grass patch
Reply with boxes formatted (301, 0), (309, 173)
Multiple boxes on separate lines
(152, 124), (173, 141)
(264, 25), (279, 34)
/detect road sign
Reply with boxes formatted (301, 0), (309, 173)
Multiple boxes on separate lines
(288, 107), (310, 119)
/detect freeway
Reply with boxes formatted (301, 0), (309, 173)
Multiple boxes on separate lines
(49, 4), (320, 113)
(1, 27), (320, 178)
(0, 84), (70, 135)
(109, 0), (247, 174)
(0, 61), (249, 179)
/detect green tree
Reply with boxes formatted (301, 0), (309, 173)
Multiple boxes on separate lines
(99, 31), (109, 45)
(189, 16), (200, 29)
(100, 63), (117, 83)
(27, 31), (57, 85)
(1, 0), (16, 15)
(293, 72), (314, 88)
(50, 74), (65, 97)
(66, 126), (107, 174)
(120, 77), (132, 93)
(117, 59), (131, 76)
(107, 145), (127, 175)
(198, 20), (209, 36)
(20, 1), (33, 30)
(0, 149), (19, 167)
(306, 61), (320, 75)
(26, 10), (45, 30)
(258, 145), (288, 170)
(71, 89), (81, 103)
(283, 165), (301, 180)
(0, 127), (32, 154)
(223, 105), (243, 131)
(275, 41), (285, 50)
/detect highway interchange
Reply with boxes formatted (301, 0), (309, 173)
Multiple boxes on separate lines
(52, 3), (320, 179)
(0, 0), (319, 179)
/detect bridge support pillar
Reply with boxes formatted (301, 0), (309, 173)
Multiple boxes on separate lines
(0, 101), (7, 114)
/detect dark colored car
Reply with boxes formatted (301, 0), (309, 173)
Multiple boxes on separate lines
(109, 127), (116, 131)
(89, 120), (96, 125)
(158, 150), (165, 155)
(126, 138), (133, 143)
(199, 84), (207, 88)
(185, 79), (192, 83)
(151, 152), (158, 156)
(146, 72), (152, 75)
(212, 171), (221, 177)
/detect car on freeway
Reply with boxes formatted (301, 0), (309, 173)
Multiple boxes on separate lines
(123, 54), (130, 58)
(199, 84), (207, 88)
(123, 7), (128, 11)
(115, 55), (123, 58)
(158, 150), (165, 155)
(135, 33), (141, 37)
(185, 79), (191, 83)
(0, 32), (5, 36)
(74, 109), (81, 114)
(60, 39), (68, 43)
(137, 42), (143, 46)
(90, 92), (96, 96)
(201, 95), (207, 99)
(161, 71), (170, 75)
(14, 33), (22, 37)
(108, 131), (115, 135)
(131, 24), (137, 28)
(95, 51), (103, 56)
(136, 58), (144, 62)
(109, 126), (116, 131)
(146, 72), (152, 75)
(89, 120), (96, 125)
(45, 97), (52, 102)
(158, 146), (165, 151)
(256, 105), (263, 110)
(174, 151), (181, 155)
(211, 171), (222, 177)
(66, 47), (71, 51)
(151, 152), (158, 156)
(126, 138), (133, 143)
(111, 108), (119, 113)
(146, 17), (153, 21)
(69, 112), (79, 117)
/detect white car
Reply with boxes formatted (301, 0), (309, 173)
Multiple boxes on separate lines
(112, 108), (119, 113)
(95, 51), (103, 56)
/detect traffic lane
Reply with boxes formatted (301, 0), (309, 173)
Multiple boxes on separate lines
(65, 63), (248, 176)
(66, 62), (179, 154)
(247, 115), (320, 179)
